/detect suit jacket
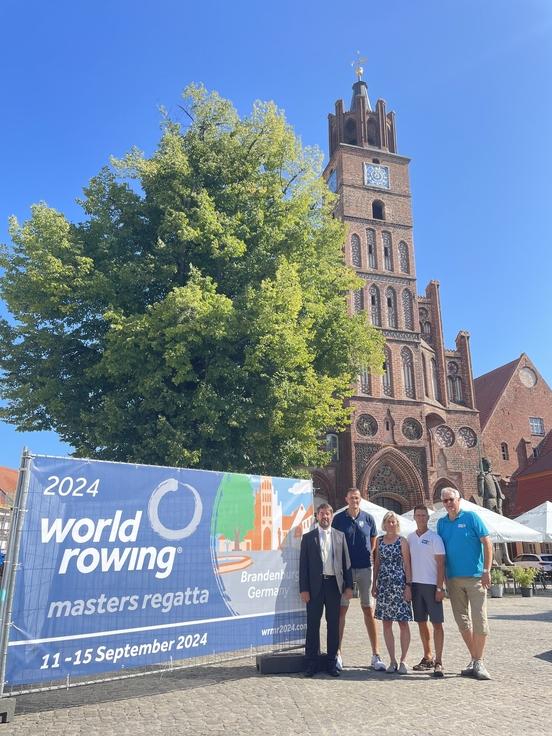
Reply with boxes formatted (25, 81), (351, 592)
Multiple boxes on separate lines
(299, 526), (353, 598)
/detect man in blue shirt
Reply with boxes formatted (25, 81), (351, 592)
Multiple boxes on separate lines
(437, 487), (493, 680)
(332, 488), (386, 671)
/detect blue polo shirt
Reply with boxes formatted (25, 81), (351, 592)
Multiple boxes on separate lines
(332, 509), (377, 568)
(437, 510), (489, 579)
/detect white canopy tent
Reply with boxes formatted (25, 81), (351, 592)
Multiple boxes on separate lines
(428, 499), (543, 543)
(402, 507), (435, 521)
(513, 501), (552, 542)
(335, 498), (417, 536)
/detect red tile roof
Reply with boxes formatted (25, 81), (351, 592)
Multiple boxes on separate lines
(473, 356), (520, 429)
(517, 430), (552, 478)
(0, 467), (17, 507)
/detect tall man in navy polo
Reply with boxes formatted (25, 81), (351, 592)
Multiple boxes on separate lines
(437, 487), (493, 680)
(332, 488), (386, 671)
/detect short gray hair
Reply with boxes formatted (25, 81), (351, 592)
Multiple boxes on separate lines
(440, 487), (460, 501)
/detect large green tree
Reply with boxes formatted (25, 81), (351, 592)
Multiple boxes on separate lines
(0, 85), (384, 475)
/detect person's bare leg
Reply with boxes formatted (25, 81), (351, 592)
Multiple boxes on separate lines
(433, 623), (444, 663)
(417, 621), (432, 660)
(472, 632), (487, 660)
(338, 605), (348, 650)
(362, 605), (379, 655)
(398, 621), (410, 663)
(382, 620), (396, 664)
(460, 628), (475, 658)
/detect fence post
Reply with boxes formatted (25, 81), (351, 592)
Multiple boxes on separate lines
(0, 448), (32, 698)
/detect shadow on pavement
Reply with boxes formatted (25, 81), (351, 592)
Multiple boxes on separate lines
(14, 661), (257, 716)
(488, 611), (552, 623)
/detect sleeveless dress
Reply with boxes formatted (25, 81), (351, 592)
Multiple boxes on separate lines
(374, 537), (413, 622)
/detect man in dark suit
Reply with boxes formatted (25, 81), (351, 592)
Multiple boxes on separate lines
(299, 503), (353, 677)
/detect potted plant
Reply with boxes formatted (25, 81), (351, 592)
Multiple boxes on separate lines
(511, 566), (537, 597)
(490, 568), (506, 598)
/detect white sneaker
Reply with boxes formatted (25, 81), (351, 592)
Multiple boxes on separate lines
(371, 654), (386, 671)
(336, 653), (343, 671)
(473, 660), (492, 680)
(398, 661), (408, 675)
(386, 662), (398, 673)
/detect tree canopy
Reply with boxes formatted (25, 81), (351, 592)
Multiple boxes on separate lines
(0, 84), (384, 476)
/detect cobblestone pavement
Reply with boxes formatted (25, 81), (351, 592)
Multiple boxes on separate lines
(5, 591), (552, 736)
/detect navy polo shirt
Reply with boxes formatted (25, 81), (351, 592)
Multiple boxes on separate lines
(332, 509), (377, 568)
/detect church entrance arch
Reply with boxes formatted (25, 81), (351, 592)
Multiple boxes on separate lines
(358, 447), (425, 513)
(432, 478), (459, 509)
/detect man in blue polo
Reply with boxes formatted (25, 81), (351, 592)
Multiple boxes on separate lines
(332, 488), (386, 671)
(437, 487), (493, 680)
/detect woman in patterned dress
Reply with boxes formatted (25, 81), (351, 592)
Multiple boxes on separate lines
(372, 511), (413, 674)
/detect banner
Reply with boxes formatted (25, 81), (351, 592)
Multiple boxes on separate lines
(6, 456), (312, 685)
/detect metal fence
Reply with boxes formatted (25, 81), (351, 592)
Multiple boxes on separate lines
(0, 451), (308, 697)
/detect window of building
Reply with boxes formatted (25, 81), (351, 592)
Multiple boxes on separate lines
(522, 543), (537, 554)
(402, 289), (414, 330)
(382, 348), (393, 397)
(353, 287), (364, 313)
(325, 433), (339, 462)
(382, 232), (393, 270)
(447, 375), (463, 403)
(370, 285), (381, 326)
(500, 442), (509, 461)
(386, 287), (397, 328)
(529, 417), (545, 436)
(422, 353), (429, 397)
(359, 366), (371, 395)
(367, 229), (377, 268)
(401, 346), (415, 399)
(431, 358), (440, 402)
(533, 447), (540, 459)
(345, 118), (357, 146)
(422, 321), (431, 338)
(398, 241), (410, 274)
(372, 200), (385, 220)
(351, 233), (361, 267)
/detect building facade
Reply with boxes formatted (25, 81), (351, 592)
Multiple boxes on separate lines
(474, 354), (552, 516)
(313, 79), (481, 512)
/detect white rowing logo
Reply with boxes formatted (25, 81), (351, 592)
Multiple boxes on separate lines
(147, 478), (203, 541)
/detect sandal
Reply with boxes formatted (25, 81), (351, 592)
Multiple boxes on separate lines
(433, 662), (444, 678)
(413, 657), (435, 671)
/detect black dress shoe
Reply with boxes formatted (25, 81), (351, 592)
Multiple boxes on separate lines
(304, 665), (317, 678)
(327, 666), (340, 677)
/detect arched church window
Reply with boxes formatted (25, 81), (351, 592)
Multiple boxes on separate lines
(367, 119), (378, 146)
(353, 287), (364, 313)
(401, 346), (415, 399)
(422, 321), (432, 338)
(372, 200), (385, 220)
(359, 366), (372, 395)
(399, 241), (410, 273)
(370, 285), (381, 326)
(422, 353), (429, 397)
(367, 229), (377, 268)
(386, 287), (397, 328)
(402, 289), (414, 330)
(351, 234), (361, 267)
(383, 232), (393, 271)
(345, 118), (357, 145)
(431, 358), (440, 401)
(382, 347), (393, 397)
(325, 433), (339, 462)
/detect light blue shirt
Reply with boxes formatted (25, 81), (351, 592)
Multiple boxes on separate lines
(437, 510), (489, 579)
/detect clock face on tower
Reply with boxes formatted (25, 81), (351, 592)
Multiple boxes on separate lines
(364, 163), (390, 189)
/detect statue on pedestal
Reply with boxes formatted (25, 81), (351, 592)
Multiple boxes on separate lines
(478, 457), (505, 515)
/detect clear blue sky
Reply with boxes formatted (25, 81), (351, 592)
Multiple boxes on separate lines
(1, 0), (551, 468)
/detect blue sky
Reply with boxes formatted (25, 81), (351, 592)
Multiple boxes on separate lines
(1, 0), (551, 468)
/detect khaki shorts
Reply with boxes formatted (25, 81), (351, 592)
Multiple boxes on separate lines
(341, 567), (373, 608)
(447, 576), (489, 635)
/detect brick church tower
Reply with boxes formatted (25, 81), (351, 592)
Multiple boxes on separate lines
(313, 75), (482, 512)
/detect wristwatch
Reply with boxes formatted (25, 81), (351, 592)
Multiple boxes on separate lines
(436, 587), (444, 592)
(483, 569), (490, 573)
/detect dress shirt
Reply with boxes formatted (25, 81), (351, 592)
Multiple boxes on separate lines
(319, 528), (335, 575)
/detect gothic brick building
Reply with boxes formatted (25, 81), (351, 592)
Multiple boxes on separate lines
(313, 78), (481, 512)
(474, 354), (552, 516)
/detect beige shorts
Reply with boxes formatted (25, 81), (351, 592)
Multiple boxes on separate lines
(447, 576), (489, 635)
(341, 567), (373, 608)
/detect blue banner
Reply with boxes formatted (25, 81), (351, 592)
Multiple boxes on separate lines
(6, 457), (312, 685)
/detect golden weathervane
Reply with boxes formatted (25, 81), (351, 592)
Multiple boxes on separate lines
(351, 51), (367, 81)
